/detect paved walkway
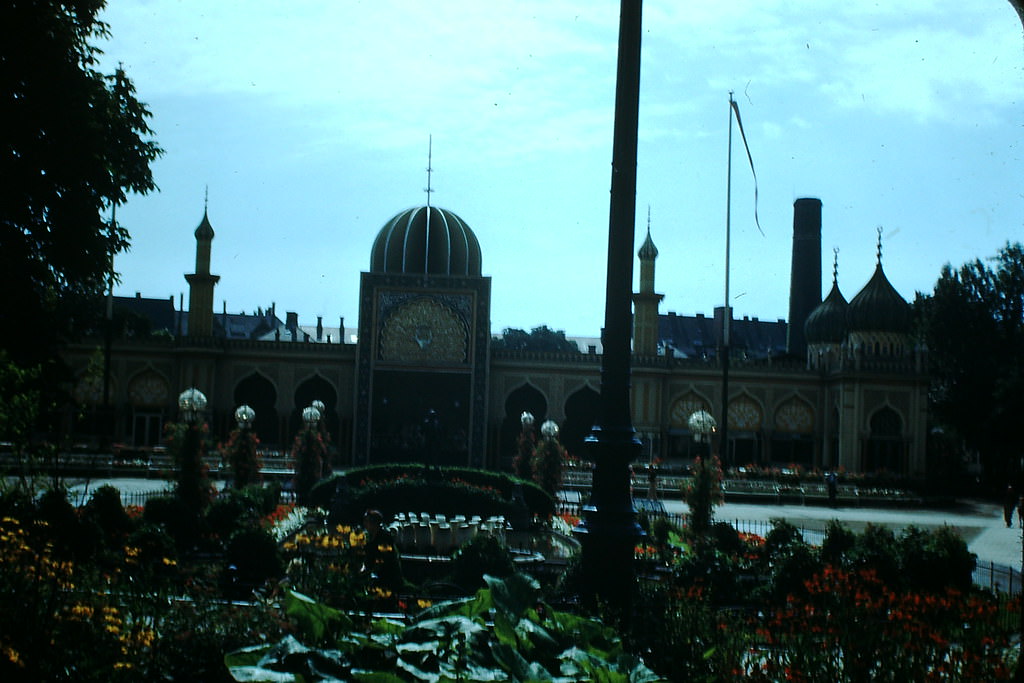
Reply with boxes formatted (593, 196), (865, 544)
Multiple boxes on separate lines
(65, 477), (1023, 574)
(654, 497), (1023, 570)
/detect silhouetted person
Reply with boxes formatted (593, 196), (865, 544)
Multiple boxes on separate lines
(362, 509), (403, 591)
(826, 471), (838, 507)
(423, 409), (442, 470)
(1003, 485), (1016, 528)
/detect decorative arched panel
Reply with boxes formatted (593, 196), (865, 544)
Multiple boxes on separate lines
(128, 370), (169, 408)
(728, 394), (763, 432)
(668, 392), (711, 429)
(869, 406), (903, 437)
(379, 297), (468, 364)
(774, 396), (814, 434)
(864, 406), (906, 473)
(73, 372), (108, 406)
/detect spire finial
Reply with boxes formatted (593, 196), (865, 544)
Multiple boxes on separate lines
(204, 185), (209, 213)
(646, 204), (651, 235)
(876, 226), (883, 265)
(832, 247), (839, 285)
(424, 135), (434, 209)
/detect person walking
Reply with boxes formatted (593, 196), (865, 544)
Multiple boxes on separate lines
(1003, 485), (1016, 528)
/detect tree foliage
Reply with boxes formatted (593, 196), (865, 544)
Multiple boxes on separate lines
(1, 0), (161, 364)
(492, 325), (581, 353)
(916, 242), (1024, 483)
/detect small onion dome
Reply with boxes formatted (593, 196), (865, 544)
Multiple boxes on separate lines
(370, 206), (481, 276)
(638, 230), (658, 259)
(194, 209), (215, 240)
(847, 263), (911, 334)
(804, 282), (849, 344)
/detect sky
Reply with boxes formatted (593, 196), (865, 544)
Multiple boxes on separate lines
(97, 1), (1023, 337)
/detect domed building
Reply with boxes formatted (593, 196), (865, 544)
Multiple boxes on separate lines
(355, 206), (491, 466)
(63, 196), (931, 478)
(804, 250), (849, 361)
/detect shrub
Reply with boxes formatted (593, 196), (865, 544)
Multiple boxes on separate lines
(820, 518), (856, 566)
(763, 518), (806, 561)
(143, 495), (203, 550)
(709, 521), (744, 556)
(450, 534), (515, 591)
(851, 523), (900, 586)
(36, 486), (99, 560)
(225, 527), (283, 593)
(682, 456), (723, 535)
(83, 485), (135, 548)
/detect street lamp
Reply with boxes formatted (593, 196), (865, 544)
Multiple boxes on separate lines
(234, 404), (255, 430)
(688, 409), (717, 460)
(178, 388), (207, 424)
(302, 405), (321, 428)
(541, 420), (559, 440)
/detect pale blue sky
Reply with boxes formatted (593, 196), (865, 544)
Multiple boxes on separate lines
(99, 1), (1023, 336)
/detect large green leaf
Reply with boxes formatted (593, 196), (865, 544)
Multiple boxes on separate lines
(225, 635), (350, 682)
(225, 644), (301, 682)
(285, 590), (355, 644)
(484, 573), (540, 621)
(515, 617), (559, 655)
(491, 610), (520, 649)
(546, 610), (620, 658)
(407, 615), (487, 641)
(352, 672), (406, 683)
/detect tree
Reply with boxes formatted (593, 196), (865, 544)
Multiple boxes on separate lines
(916, 242), (1024, 484)
(492, 325), (581, 353)
(1, 0), (161, 366)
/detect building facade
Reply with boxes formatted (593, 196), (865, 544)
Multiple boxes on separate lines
(65, 198), (930, 476)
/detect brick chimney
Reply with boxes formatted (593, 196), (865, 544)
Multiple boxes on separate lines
(787, 198), (822, 356)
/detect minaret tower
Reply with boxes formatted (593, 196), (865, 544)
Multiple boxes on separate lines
(632, 207), (664, 356)
(185, 194), (220, 337)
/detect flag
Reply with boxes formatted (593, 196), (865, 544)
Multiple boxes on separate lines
(730, 99), (763, 236)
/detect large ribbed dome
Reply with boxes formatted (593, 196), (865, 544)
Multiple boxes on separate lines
(847, 264), (911, 333)
(370, 206), (482, 276)
(804, 282), (849, 344)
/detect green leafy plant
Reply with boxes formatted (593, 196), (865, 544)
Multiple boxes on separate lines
(225, 573), (665, 682)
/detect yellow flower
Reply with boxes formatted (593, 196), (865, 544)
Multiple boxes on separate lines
(114, 661), (133, 670)
(417, 599), (433, 609)
(162, 557), (177, 566)
(4, 645), (23, 667)
(349, 531), (365, 547)
(134, 628), (156, 648)
(68, 603), (95, 620)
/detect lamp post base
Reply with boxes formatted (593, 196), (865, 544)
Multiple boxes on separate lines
(574, 425), (643, 614)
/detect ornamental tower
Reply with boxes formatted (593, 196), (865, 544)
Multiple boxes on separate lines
(632, 210), (663, 356)
(185, 206), (220, 337)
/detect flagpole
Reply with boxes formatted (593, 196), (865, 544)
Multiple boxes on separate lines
(721, 93), (733, 468)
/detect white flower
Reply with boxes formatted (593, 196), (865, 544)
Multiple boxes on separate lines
(521, 411), (535, 426)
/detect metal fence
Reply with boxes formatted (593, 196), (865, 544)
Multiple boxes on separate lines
(974, 561), (1022, 596)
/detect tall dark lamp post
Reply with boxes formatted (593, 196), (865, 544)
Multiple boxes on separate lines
(176, 388), (208, 509)
(574, 0), (644, 612)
